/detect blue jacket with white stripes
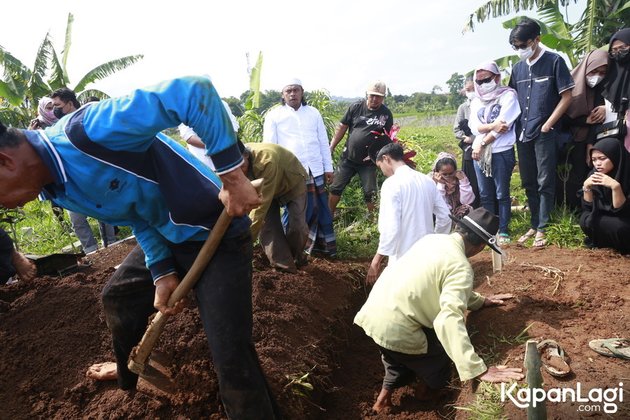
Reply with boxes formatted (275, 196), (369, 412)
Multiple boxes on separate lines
(25, 76), (249, 281)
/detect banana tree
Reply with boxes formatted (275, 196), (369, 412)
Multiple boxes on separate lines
(464, 0), (630, 65)
(0, 13), (143, 127)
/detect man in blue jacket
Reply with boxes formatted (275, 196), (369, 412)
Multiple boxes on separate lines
(0, 77), (279, 419)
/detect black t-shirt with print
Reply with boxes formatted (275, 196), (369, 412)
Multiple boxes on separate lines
(341, 100), (393, 165)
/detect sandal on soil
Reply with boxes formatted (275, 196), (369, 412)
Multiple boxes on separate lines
(517, 229), (536, 245)
(498, 233), (511, 246)
(537, 339), (571, 377)
(589, 338), (630, 360)
(533, 232), (547, 248)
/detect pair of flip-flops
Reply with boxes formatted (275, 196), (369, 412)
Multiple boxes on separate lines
(589, 338), (630, 360)
(537, 339), (571, 377)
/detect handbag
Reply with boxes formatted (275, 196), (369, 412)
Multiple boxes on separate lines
(595, 114), (627, 142)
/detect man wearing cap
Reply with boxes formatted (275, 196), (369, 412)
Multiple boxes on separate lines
(240, 142), (309, 272)
(366, 142), (451, 283)
(263, 79), (336, 257)
(329, 81), (394, 218)
(355, 207), (523, 413)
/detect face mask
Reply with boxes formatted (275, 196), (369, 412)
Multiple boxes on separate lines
(518, 45), (535, 61)
(465, 91), (475, 100)
(611, 48), (630, 63)
(586, 75), (603, 88)
(53, 107), (66, 119)
(477, 80), (497, 95)
(42, 109), (58, 122)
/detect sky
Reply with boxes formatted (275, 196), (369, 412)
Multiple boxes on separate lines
(1, 0), (583, 99)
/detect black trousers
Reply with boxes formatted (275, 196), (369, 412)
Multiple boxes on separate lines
(378, 327), (452, 390)
(0, 228), (16, 284)
(101, 234), (280, 419)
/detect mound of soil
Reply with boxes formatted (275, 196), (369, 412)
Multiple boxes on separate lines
(0, 239), (628, 419)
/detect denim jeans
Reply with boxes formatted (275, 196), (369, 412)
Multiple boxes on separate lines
(68, 211), (117, 252)
(102, 236), (280, 419)
(516, 131), (558, 231)
(474, 148), (515, 234)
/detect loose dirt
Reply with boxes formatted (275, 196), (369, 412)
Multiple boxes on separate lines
(0, 239), (628, 419)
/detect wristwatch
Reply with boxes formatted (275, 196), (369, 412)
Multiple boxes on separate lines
(480, 140), (487, 147)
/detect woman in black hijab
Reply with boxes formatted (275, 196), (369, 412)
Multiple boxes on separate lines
(580, 137), (630, 253)
(601, 28), (630, 152)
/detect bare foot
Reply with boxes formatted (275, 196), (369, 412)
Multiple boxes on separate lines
(372, 387), (392, 413)
(86, 362), (118, 381)
(11, 251), (36, 282)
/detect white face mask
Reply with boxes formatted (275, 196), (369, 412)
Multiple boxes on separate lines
(518, 44), (535, 61)
(586, 75), (603, 88)
(477, 80), (497, 95)
(465, 91), (475, 100)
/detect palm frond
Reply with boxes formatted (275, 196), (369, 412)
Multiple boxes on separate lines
(0, 46), (30, 82)
(61, 13), (74, 70)
(77, 89), (110, 104)
(72, 54), (144, 92)
(47, 43), (68, 90)
(0, 103), (32, 127)
(0, 80), (25, 106)
(464, 0), (578, 32)
(28, 36), (54, 101)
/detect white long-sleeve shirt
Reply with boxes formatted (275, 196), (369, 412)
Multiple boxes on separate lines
(263, 104), (333, 177)
(377, 165), (451, 263)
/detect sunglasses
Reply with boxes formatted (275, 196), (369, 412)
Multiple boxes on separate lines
(475, 76), (494, 85)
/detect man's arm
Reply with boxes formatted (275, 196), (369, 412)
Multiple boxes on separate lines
(433, 267), (488, 381)
(375, 182), (402, 259)
(329, 123), (349, 153)
(84, 77), (242, 175)
(541, 89), (572, 133)
(366, 253), (386, 284)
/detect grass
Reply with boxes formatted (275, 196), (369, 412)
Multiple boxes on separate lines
(4, 200), (132, 255)
(455, 381), (509, 420)
(457, 323), (534, 418)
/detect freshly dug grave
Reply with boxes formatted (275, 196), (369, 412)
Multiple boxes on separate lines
(0, 240), (628, 419)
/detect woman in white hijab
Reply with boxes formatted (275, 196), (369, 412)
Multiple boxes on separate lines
(468, 61), (521, 245)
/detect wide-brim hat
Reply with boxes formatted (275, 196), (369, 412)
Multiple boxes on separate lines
(450, 207), (501, 253)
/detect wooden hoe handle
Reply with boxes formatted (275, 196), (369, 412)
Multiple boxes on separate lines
(128, 178), (263, 374)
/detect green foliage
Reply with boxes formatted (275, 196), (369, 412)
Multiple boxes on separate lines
(284, 371), (315, 398)
(238, 109), (266, 143)
(398, 125), (460, 173)
(545, 207), (584, 248)
(6, 201), (77, 255)
(334, 205), (380, 259)
(306, 90), (338, 140)
(0, 12), (143, 127)
(465, 0), (630, 68)
(446, 72), (466, 108)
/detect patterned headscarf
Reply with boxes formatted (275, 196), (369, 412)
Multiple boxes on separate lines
(37, 97), (58, 127)
(473, 61), (516, 103)
(431, 152), (470, 217)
